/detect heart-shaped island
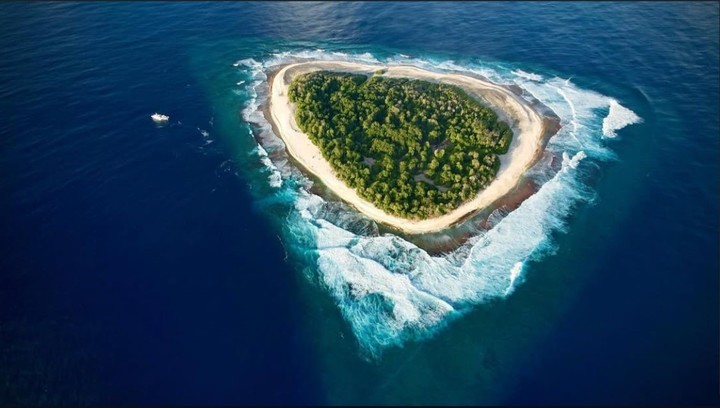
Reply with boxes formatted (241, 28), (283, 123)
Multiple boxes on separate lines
(268, 61), (548, 234)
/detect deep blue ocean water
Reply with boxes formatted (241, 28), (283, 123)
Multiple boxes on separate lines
(1, 2), (718, 405)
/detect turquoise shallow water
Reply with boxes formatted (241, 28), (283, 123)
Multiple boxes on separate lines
(1, 2), (718, 405)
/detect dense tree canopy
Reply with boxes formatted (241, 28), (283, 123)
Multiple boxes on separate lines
(288, 70), (513, 219)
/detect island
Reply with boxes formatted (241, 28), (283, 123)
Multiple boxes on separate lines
(268, 61), (546, 234)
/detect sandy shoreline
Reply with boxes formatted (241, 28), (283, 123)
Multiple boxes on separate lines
(267, 60), (547, 234)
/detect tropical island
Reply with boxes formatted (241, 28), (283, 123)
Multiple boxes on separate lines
(288, 71), (513, 219)
(268, 61), (547, 234)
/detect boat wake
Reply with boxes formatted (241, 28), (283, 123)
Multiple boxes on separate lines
(232, 49), (642, 358)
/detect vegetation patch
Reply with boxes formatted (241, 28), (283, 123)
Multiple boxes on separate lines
(288, 71), (513, 219)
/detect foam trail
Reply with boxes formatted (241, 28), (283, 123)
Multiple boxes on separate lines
(235, 49), (642, 357)
(505, 262), (524, 295)
(513, 69), (543, 82)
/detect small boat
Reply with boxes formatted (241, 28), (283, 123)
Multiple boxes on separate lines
(151, 113), (170, 123)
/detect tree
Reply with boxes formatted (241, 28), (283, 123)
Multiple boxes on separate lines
(287, 70), (512, 220)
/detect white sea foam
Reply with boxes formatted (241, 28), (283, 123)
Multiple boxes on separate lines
(603, 99), (642, 137)
(513, 69), (543, 82)
(256, 144), (283, 188)
(505, 262), (524, 295)
(263, 49), (381, 69)
(233, 58), (263, 69)
(235, 49), (642, 357)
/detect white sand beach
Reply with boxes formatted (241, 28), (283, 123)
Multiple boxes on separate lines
(268, 60), (546, 234)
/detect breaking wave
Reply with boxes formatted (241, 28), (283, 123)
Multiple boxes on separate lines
(255, 144), (282, 188)
(235, 48), (641, 358)
(603, 99), (643, 137)
(512, 69), (543, 82)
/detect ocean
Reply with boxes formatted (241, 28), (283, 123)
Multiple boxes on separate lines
(1, 2), (718, 405)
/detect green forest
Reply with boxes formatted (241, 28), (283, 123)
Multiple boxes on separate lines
(288, 70), (513, 219)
